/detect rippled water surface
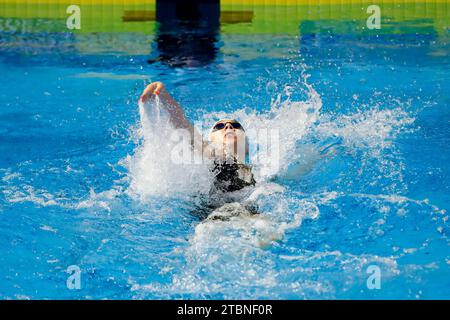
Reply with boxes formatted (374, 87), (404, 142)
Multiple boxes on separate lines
(0, 15), (449, 299)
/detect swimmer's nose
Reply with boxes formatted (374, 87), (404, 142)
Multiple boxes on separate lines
(224, 123), (234, 131)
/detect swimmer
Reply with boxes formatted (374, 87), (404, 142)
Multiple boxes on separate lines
(140, 81), (256, 194)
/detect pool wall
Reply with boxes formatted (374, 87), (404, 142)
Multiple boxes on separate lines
(0, 1), (448, 35)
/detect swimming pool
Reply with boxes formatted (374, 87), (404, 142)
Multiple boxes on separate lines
(0, 1), (449, 299)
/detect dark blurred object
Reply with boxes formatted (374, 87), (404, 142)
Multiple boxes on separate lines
(149, 0), (220, 68)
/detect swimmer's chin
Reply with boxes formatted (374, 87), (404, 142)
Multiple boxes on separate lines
(224, 131), (236, 137)
(224, 133), (237, 143)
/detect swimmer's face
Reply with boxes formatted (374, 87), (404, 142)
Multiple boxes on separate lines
(208, 119), (247, 162)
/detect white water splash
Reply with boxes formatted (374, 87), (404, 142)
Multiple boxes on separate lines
(316, 107), (415, 154)
(123, 74), (416, 203)
(222, 81), (323, 180)
(124, 96), (212, 200)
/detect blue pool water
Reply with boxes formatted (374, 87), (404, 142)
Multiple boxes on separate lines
(0, 20), (449, 299)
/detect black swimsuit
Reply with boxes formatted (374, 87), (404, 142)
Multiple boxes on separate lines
(211, 160), (256, 193)
(190, 158), (257, 220)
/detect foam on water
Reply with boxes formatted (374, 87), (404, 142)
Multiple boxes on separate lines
(119, 77), (428, 298)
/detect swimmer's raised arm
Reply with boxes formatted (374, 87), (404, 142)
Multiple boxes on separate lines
(140, 81), (194, 132)
(139, 82), (211, 158)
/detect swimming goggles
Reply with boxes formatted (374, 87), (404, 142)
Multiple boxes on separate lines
(212, 121), (244, 132)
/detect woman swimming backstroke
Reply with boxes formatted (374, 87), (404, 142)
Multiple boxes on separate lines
(140, 82), (256, 193)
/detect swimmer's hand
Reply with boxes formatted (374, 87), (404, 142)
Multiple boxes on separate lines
(140, 81), (167, 103)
